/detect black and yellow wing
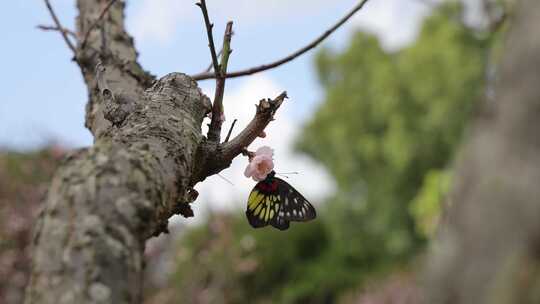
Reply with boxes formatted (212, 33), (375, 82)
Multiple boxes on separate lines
(245, 176), (316, 230)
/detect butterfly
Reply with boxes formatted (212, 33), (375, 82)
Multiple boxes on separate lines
(245, 171), (316, 230)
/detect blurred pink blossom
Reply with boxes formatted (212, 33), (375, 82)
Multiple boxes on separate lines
(49, 143), (67, 159)
(244, 146), (274, 181)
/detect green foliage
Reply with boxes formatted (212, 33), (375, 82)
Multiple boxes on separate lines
(167, 4), (491, 304)
(169, 214), (331, 304)
(410, 169), (452, 238)
(297, 1), (490, 297)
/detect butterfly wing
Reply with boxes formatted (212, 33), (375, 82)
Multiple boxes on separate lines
(274, 177), (316, 222)
(245, 177), (315, 230)
(246, 181), (285, 229)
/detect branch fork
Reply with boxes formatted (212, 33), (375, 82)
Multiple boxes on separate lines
(97, 62), (134, 127)
(192, 92), (288, 183)
(192, 1), (290, 184)
(27, 0), (379, 301)
(189, 0), (373, 180)
(41, 0), (370, 193)
(207, 21), (234, 142)
(192, 0), (370, 81)
(41, 0), (118, 59)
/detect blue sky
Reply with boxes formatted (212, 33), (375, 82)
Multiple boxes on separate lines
(0, 0), (430, 209)
(0, 0), (429, 149)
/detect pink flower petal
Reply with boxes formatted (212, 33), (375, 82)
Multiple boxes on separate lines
(256, 146), (273, 158)
(244, 164), (254, 178)
(244, 146), (275, 181)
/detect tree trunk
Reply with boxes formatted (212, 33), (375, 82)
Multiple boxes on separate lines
(25, 1), (211, 303)
(425, 0), (540, 303)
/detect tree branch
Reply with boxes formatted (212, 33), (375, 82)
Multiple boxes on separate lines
(31, 0), (325, 302)
(196, 0), (220, 76)
(203, 49), (223, 73)
(224, 119), (238, 143)
(75, 0), (155, 133)
(191, 0), (370, 81)
(207, 21), (234, 142)
(221, 92), (287, 160)
(80, 0), (117, 50)
(26, 70), (210, 304)
(192, 92), (288, 182)
(43, 0), (77, 54)
(37, 24), (77, 39)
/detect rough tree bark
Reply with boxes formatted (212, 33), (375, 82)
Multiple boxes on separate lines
(26, 0), (372, 301)
(425, 0), (540, 303)
(25, 1), (286, 303)
(25, 1), (209, 303)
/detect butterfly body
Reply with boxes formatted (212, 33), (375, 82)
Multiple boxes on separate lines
(246, 171), (316, 230)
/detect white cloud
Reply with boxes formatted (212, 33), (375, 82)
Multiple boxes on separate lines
(349, 0), (431, 51)
(128, 0), (336, 45)
(193, 75), (335, 213)
(129, 0), (185, 45)
(190, 0), (337, 21)
(128, 0), (430, 49)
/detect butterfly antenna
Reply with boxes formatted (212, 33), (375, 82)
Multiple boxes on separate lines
(276, 172), (299, 179)
(217, 173), (235, 186)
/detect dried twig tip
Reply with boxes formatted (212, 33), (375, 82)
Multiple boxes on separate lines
(241, 149), (255, 160)
(43, 0), (77, 54)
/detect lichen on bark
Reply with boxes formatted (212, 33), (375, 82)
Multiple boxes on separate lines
(26, 1), (214, 303)
(27, 0), (290, 302)
(26, 71), (211, 303)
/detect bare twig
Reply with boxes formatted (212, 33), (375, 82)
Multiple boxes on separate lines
(191, 0), (370, 81)
(196, 0), (220, 76)
(224, 119), (238, 143)
(241, 148), (255, 160)
(80, 0), (117, 50)
(217, 174), (235, 186)
(220, 92), (288, 160)
(207, 21), (234, 142)
(193, 92), (288, 182)
(203, 49), (223, 73)
(37, 25), (77, 39)
(43, 0), (77, 54)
